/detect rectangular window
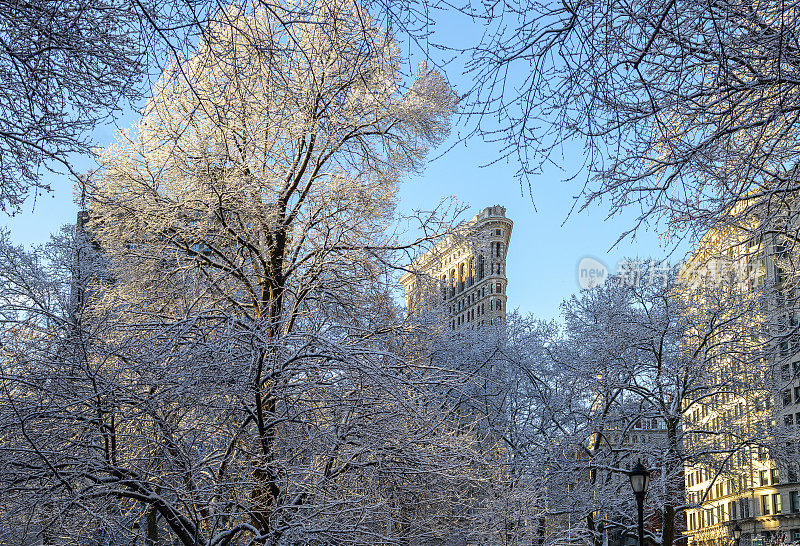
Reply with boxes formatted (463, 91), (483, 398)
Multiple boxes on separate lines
(791, 491), (800, 513)
(731, 501), (737, 520)
(785, 390), (792, 406)
(762, 494), (771, 515)
(795, 386), (800, 403)
(787, 415), (795, 427)
(774, 493), (782, 514)
(496, 282), (502, 293)
(761, 470), (769, 486)
(772, 468), (780, 484)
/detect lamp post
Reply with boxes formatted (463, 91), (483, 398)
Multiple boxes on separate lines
(629, 460), (651, 546)
(732, 523), (742, 546)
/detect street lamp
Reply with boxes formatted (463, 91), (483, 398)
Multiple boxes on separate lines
(732, 523), (742, 546)
(629, 459), (650, 546)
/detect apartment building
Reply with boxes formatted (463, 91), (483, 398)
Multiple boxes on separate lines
(681, 226), (800, 546)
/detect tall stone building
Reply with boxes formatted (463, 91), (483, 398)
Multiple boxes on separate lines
(399, 205), (512, 330)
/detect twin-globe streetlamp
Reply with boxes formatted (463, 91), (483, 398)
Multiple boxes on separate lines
(629, 460), (651, 546)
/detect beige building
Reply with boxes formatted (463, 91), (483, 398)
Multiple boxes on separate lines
(681, 227), (800, 546)
(399, 205), (512, 330)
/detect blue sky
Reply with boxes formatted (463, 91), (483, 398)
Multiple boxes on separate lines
(0, 11), (688, 321)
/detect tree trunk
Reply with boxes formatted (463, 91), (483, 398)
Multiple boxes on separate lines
(662, 504), (675, 546)
(663, 417), (680, 546)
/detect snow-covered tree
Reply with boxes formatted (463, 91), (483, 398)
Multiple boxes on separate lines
(0, 2), (510, 544)
(455, 0), (800, 250)
(495, 261), (786, 546)
(0, 0), (441, 215)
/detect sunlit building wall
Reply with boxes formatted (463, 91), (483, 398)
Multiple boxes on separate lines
(681, 227), (800, 546)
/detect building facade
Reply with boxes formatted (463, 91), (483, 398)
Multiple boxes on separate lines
(399, 205), (512, 330)
(681, 226), (800, 546)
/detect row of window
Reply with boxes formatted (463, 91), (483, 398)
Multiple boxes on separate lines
(632, 417), (667, 430)
(491, 241), (503, 258)
(687, 467), (717, 487)
(449, 283), (503, 314)
(760, 491), (800, 516)
(688, 491), (800, 531)
(448, 282), (503, 315)
(450, 299), (504, 329)
(758, 468), (784, 487)
(687, 478), (742, 503)
(441, 260), (504, 300)
(687, 459), (793, 491)
(688, 498), (750, 531)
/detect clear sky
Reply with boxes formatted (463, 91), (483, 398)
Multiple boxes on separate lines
(0, 11), (688, 322)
